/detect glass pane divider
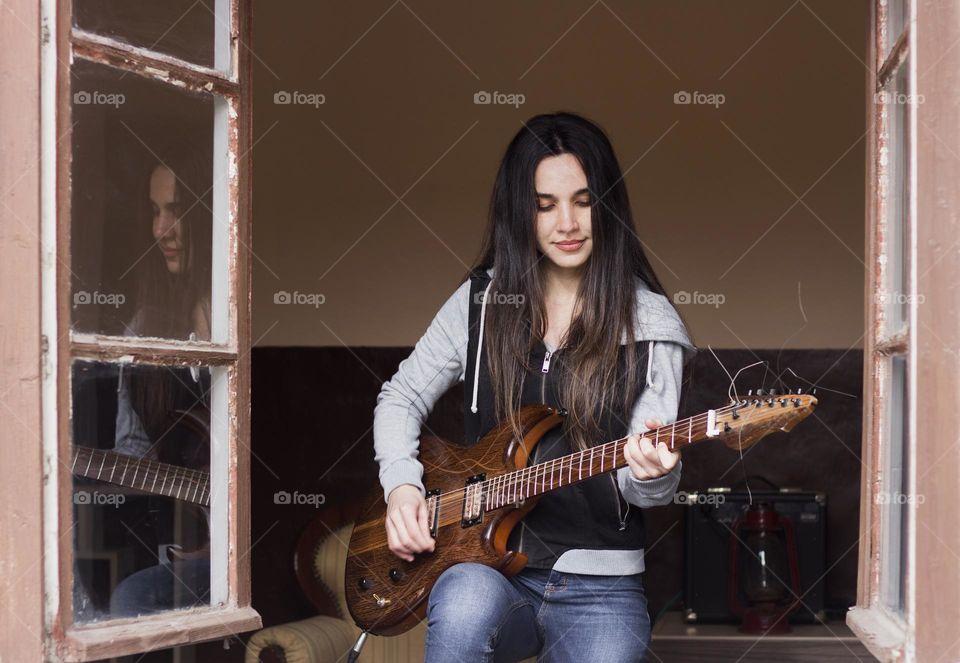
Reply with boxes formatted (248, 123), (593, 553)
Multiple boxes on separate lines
(71, 29), (240, 95)
(70, 333), (238, 364)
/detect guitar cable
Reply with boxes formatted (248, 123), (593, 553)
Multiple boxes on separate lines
(346, 630), (369, 663)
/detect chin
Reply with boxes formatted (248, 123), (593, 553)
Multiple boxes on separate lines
(165, 259), (181, 274)
(548, 253), (590, 271)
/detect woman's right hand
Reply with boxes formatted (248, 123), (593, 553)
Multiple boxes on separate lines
(385, 484), (436, 562)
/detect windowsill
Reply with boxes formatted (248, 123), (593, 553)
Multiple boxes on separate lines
(57, 604), (261, 661)
(846, 604), (908, 663)
(649, 611), (873, 661)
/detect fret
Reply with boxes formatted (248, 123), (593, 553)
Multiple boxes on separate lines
(131, 462), (139, 488)
(671, 422), (676, 449)
(688, 417), (692, 445)
(108, 455), (117, 483)
(600, 445), (605, 472)
(176, 470), (184, 500)
(83, 453), (93, 477)
(189, 471), (199, 502)
(96, 455), (105, 481)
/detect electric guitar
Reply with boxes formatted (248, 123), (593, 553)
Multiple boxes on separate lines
(345, 389), (817, 636)
(71, 445), (211, 559)
(71, 446), (210, 506)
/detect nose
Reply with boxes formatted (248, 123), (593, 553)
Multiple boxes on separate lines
(153, 211), (176, 241)
(556, 203), (579, 233)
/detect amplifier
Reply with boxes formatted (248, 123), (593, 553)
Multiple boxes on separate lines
(682, 489), (827, 624)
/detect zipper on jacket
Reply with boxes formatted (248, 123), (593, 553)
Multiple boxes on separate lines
(610, 473), (628, 530)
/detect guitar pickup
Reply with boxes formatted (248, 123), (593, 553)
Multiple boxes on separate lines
(425, 488), (441, 539)
(461, 473), (486, 527)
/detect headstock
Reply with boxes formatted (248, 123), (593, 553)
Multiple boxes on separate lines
(713, 388), (818, 451)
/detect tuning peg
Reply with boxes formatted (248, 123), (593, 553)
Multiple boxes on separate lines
(756, 388), (764, 396)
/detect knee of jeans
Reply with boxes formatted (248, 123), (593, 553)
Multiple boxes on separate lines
(109, 567), (159, 616)
(428, 563), (507, 622)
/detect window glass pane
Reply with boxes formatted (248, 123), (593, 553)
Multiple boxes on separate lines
(879, 355), (908, 613)
(70, 59), (230, 343)
(886, 0), (907, 54)
(883, 59), (909, 334)
(70, 360), (215, 623)
(73, 0), (231, 71)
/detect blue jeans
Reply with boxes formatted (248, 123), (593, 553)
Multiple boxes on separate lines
(109, 557), (210, 617)
(425, 562), (651, 663)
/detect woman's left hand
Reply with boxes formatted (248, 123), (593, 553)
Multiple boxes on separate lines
(623, 418), (680, 480)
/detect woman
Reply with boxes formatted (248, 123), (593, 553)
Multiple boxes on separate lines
(108, 140), (213, 618)
(373, 112), (697, 662)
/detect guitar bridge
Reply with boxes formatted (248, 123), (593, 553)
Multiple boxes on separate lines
(461, 473), (486, 527)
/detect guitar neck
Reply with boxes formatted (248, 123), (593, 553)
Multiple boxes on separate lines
(71, 446), (210, 507)
(483, 406), (733, 511)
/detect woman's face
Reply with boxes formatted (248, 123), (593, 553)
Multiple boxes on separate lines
(534, 153), (593, 274)
(149, 166), (184, 274)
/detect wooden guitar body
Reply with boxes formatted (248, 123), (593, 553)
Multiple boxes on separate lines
(344, 390), (817, 636)
(344, 404), (563, 636)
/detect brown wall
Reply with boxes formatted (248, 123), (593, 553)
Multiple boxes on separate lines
(251, 0), (867, 349)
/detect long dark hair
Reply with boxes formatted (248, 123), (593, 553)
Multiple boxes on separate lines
(130, 138), (212, 461)
(133, 137), (213, 340)
(473, 111), (681, 451)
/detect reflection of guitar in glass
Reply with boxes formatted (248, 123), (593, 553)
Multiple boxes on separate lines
(71, 444), (210, 560)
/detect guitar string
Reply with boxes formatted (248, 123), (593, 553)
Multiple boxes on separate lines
(430, 398), (790, 525)
(428, 398), (789, 516)
(74, 448), (209, 503)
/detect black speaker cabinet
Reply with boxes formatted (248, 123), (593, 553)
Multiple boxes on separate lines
(683, 489), (826, 624)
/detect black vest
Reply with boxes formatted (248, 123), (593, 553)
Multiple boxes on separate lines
(463, 269), (651, 569)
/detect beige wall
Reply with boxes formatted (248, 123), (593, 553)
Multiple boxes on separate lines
(251, 0), (867, 349)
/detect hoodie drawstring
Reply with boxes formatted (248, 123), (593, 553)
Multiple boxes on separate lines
(470, 281), (493, 414)
(645, 340), (655, 389)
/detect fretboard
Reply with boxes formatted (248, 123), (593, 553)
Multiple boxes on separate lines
(71, 446), (210, 506)
(483, 406), (730, 511)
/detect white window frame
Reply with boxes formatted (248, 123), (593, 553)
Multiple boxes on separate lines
(39, 0), (260, 659)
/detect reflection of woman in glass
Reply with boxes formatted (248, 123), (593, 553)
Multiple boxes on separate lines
(109, 140), (214, 618)
(131, 138), (212, 341)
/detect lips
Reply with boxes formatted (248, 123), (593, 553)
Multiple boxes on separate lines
(554, 239), (586, 252)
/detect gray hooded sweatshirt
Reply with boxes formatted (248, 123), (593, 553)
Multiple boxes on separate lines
(373, 267), (697, 575)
